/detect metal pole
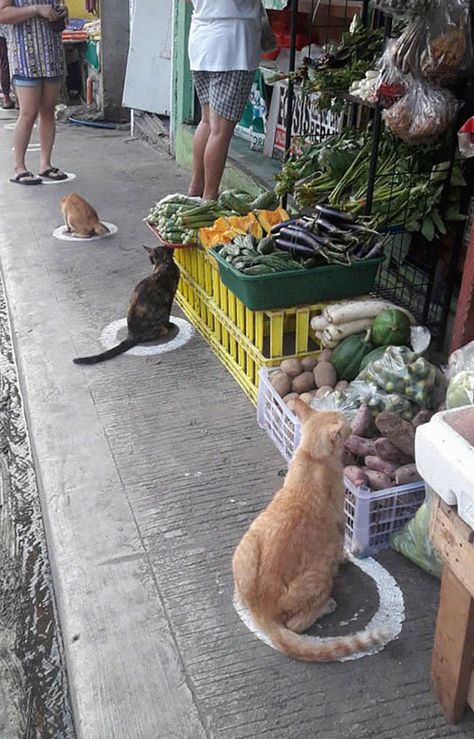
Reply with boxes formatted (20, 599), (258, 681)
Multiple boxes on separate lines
(361, 0), (370, 26)
(284, 0), (299, 156)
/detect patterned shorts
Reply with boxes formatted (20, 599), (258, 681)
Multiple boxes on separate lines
(193, 70), (255, 123)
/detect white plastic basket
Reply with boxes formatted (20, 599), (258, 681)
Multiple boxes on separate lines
(257, 368), (425, 557)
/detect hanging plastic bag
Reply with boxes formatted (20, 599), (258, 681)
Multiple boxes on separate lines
(446, 339), (474, 408)
(393, 16), (427, 75)
(458, 117), (474, 158)
(384, 82), (460, 144)
(371, 0), (435, 17)
(375, 40), (408, 108)
(420, 0), (473, 80)
(390, 486), (442, 578)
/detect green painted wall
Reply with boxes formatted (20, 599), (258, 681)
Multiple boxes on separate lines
(171, 1), (194, 152)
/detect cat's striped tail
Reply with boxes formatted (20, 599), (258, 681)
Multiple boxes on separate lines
(73, 338), (137, 365)
(257, 615), (388, 662)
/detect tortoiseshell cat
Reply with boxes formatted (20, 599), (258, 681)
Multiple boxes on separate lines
(73, 246), (180, 365)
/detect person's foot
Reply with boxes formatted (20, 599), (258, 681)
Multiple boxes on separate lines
(2, 95), (14, 110)
(39, 166), (68, 181)
(10, 171), (42, 185)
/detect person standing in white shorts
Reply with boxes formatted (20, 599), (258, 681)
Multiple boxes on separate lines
(187, 0), (262, 201)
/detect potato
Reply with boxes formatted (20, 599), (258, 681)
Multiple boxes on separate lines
(364, 455), (398, 478)
(300, 391), (317, 404)
(345, 435), (377, 458)
(315, 385), (333, 399)
(270, 371), (291, 398)
(318, 348), (333, 362)
(283, 392), (300, 405)
(291, 371), (316, 394)
(395, 464), (422, 486)
(335, 380), (349, 392)
(364, 469), (392, 491)
(280, 359), (302, 378)
(314, 361), (337, 389)
(300, 356), (317, 372)
(351, 405), (376, 438)
(344, 465), (369, 488)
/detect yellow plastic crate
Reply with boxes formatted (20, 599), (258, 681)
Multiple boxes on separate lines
(175, 248), (324, 404)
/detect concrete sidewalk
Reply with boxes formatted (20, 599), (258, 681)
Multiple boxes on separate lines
(0, 118), (473, 739)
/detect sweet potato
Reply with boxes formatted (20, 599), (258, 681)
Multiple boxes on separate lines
(364, 469), (392, 491)
(364, 455), (398, 478)
(342, 449), (358, 467)
(344, 465), (369, 487)
(345, 435), (377, 458)
(374, 437), (413, 464)
(351, 405), (376, 437)
(314, 361), (337, 389)
(395, 464), (422, 486)
(375, 412), (415, 458)
(412, 410), (433, 428)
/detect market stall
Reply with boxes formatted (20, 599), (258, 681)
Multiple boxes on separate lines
(61, 1), (101, 106)
(145, 0), (474, 574)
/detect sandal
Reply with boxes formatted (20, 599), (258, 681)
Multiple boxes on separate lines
(10, 171), (42, 185)
(39, 167), (68, 181)
(2, 100), (15, 110)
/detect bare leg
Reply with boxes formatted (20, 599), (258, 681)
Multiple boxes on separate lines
(0, 37), (13, 106)
(38, 80), (60, 173)
(188, 104), (210, 197)
(202, 108), (236, 201)
(13, 85), (41, 174)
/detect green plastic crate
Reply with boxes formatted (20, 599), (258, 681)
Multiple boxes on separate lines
(210, 250), (385, 311)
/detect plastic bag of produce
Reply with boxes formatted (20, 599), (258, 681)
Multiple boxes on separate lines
(346, 379), (417, 419)
(375, 40), (407, 109)
(390, 486), (442, 579)
(356, 345), (441, 410)
(446, 339), (474, 408)
(309, 390), (361, 421)
(420, 0), (473, 80)
(371, 0), (435, 17)
(384, 82), (460, 144)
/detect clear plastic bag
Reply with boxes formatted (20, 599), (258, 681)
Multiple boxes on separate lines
(390, 486), (442, 578)
(346, 379), (417, 419)
(371, 0), (435, 17)
(355, 345), (440, 410)
(384, 82), (460, 144)
(375, 40), (408, 109)
(393, 16), (427, 75)
(420, 0), (473, 80)
(446, 339), (474, 408)
(309, 390), (360, 420)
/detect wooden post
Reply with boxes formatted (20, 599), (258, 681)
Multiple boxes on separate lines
(450, 220), (474, 353)
(432, 566), (474, 723)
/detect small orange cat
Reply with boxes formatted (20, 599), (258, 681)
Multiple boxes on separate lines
(233, 400), (385, 662)
(60, 193), (110, 239)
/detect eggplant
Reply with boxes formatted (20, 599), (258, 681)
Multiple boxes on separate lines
(315, 204), (355, 223)
(279, 225), (327, 251)
(275, 240), (317, 258)
(270, 218), (302, 235)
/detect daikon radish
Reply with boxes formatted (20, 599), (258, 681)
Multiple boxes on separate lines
(310, 314), (329, 331)
(322, 318), (372, 344)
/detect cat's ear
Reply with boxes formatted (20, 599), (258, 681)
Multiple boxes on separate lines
(142, 245), (155, 255)
(328, 418), (351, 445)
(292, 397), (313, 423)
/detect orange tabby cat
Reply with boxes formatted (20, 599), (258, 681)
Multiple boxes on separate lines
(233, 399), (385, 662)
(60, 193), (110, 239)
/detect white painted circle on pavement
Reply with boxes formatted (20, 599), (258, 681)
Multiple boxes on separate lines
(234, 551), (404, 661)
(0, 110), (18, 121)
(4, 121), (36, 130)
(100, 316), (194, 356)
(41, 172), (76, 185)
(53, 222), (117, 241)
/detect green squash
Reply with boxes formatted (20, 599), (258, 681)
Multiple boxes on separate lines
(371, 309), (411, 347)
(331, 333), (373, 381)
(358, 346), (389, 373)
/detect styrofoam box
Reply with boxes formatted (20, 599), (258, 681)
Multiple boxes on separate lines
(415, 406), (474, 529)
(258, 368), (425, 557)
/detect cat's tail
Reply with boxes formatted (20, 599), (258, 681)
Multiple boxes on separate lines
(73, 338), (137, 365)
(94, 222), (110, 237)
(255, 614), (387, 662)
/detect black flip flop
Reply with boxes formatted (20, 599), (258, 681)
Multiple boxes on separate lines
(39, 167), (68, 181)
(10, 171), (42, 185)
